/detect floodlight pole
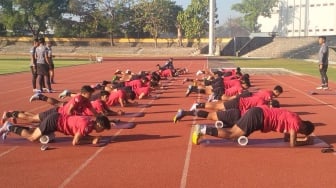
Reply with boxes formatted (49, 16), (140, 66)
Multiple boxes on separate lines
(208, 0), (215, 56)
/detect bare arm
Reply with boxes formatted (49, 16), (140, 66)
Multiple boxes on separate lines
(72, 133), (100, 146)
(289, 130), (313, 147)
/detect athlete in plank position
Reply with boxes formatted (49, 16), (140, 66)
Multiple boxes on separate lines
(0, 114), (110, 146)
(192, 105), (315, 147)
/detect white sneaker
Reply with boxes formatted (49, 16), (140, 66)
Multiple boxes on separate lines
(59, 89), (70, 99)
(316, 86), (323, 90)
(190, 103), (199, 111)
(0, 121), (12, 140)
(33, 89), (41, 93)
(29, 93), (41, 103)
(196, 70), (203, 76)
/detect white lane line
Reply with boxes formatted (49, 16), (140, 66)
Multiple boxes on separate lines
(180, 60), (207, 188)
(0, 146), (18, 157)
(58, 146), (105, 188)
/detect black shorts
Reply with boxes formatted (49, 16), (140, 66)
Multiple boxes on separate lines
(239, 90), (252, 98)
(36, 63), (49, 75)
(49, 63), (54, 70)
(236, 107), (263, 137)
(223, 97), (239, 110)
(38, 107), (59, 121)
(216, 108), (241, 128)
(38, 112), (59, 134)
(30, 66), (37, 75)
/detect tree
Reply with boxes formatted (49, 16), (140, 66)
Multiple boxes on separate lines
(133, 0), (182, 48)
(14, 0), (68, 38)
(232, 0), (278, 33)
(216, 17), (249, 37)
(177, 0), (210, 48)
(97, 0), (131, 46)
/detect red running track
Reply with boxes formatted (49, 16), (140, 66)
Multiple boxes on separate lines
(0, 57), (336, 188)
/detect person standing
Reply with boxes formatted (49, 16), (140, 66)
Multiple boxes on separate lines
(30, 38), (39, 92)
(35, 37), (53, 93)
(316, 36), (329, 90)
(46, 41), (55, 84)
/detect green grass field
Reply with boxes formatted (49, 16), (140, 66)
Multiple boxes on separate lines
(0, 57), (89, 74)
(232, 58), (336, 82)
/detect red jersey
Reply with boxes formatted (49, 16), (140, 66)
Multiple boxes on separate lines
(57, 115), (93, 136)
(160, 69), (172, 77)
(58, 94), (93, 116)
(239, 96), (267, 115)
(83, 99), (109, 115)
(253, 90), (273, 101)
(225, 85), (243, 97)
(223, 75), (239, 81)
(125, 79), (142, 90)
(258, 105), (301, 133)
(133, 86), (150, 96)
(106, 89), (126, 106)
(224, 79), (241, 89)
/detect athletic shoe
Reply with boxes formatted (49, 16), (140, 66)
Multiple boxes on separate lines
(29, 93), (41, 102)
(173, 109), (184, 123)
(192, 124), (203, 145)
(0, 121), (12, 140)
(1, 111), (17, 124)
(185, 85), (193, 97)
(190, 103), (199, 111)
(316, 86), (324, 90)
(323, 86), (329, 90)
(42, 88), (49, 92)
(182, 78), (187, 84)
(1, 111), (8, 124)
(46, 89), (54, 93)
(58, 89), (70, 99)
(196, 70), (203, 76)
(33, 89), (41, 93)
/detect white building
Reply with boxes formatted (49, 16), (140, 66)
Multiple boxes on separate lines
(258, 0), (336, 37)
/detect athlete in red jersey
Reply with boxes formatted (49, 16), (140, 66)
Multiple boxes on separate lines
(192, 105), (315, 147)
(106, 88), (127, 107)
(191, 96), (277, 115)
(0, 114), (111, 146)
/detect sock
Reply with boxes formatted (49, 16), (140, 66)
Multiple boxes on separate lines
(191, 86), (198, 92)
(198, 89), (206, 94)
(184, 111), (195, 116)
(196, 103), (205, 109)
(200, 125), (207, 134)
(196, 110), (209, 118)
(9, 125), (29, 135)
(205, 127), (218, 136)
(11, 111), (20, 118)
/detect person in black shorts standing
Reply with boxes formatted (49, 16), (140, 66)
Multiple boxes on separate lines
(35, 37), (53, 93)
(46, 41), (55, 84)
(30, 38), (39, 92)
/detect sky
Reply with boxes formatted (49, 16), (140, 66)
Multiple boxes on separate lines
(176, 0), (242, 25)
